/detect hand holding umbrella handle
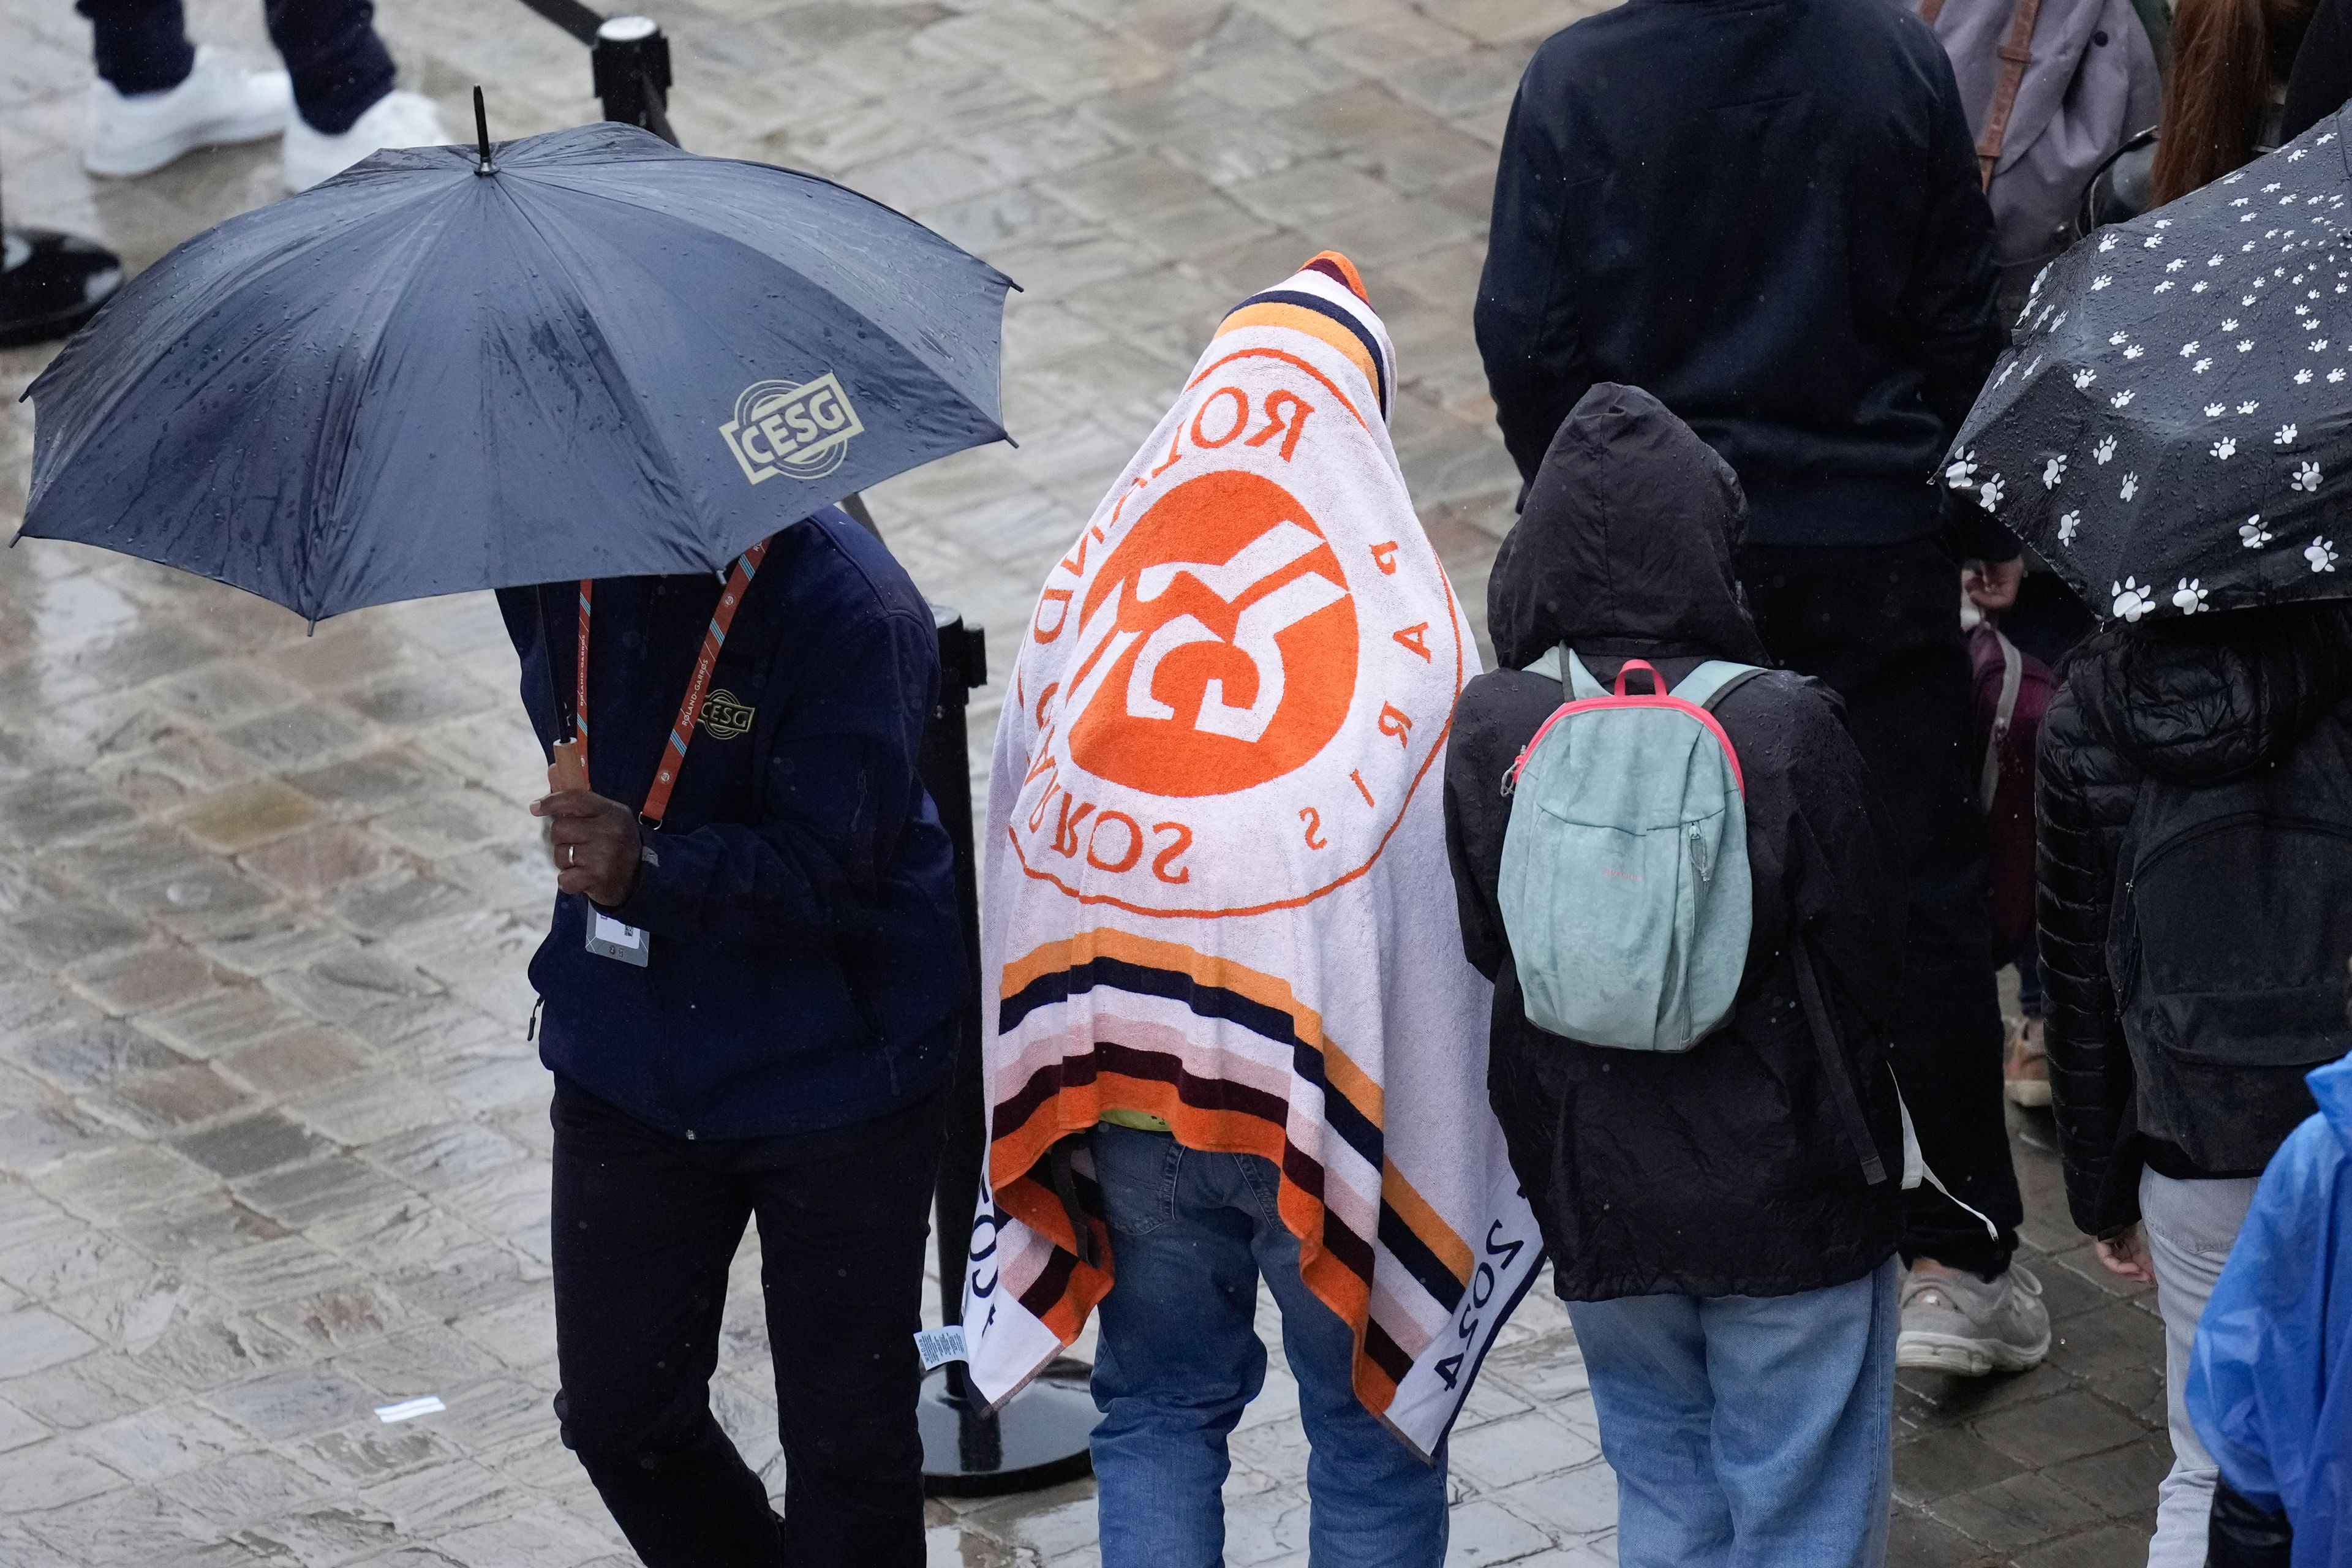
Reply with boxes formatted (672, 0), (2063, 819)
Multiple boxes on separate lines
(548, 738), (588, 793)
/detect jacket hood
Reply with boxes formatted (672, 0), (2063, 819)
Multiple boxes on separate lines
(2315, 1056), (2352, 1156)
(2070, 603), (2352, 785)
(1487, 383), (1771, 671)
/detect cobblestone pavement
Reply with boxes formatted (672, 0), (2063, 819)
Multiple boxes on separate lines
(0, 1), (2173, 1564)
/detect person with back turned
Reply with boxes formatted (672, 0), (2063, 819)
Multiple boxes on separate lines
(495, 502), (962, 1567)
(1476, 0), (2046, 1378)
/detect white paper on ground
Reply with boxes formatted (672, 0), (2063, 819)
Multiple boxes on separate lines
(374, 1396), (446, 1423)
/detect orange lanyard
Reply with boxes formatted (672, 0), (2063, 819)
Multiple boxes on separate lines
(573, 538), (772, 826)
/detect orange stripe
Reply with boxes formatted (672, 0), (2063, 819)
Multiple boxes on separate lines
(1212, 301), (1381, 403)
(1184, 346), (1364, 429)
(1382, 1159), (1472, 1287)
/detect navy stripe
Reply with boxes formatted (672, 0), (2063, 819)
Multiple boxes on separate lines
(1237, 288), (1389, 414)
(999, 957), (1384, 1172)
(1378, 1201), (1464, 1313)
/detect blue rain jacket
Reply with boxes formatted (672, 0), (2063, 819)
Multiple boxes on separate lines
(496, 507), (961, 1139)
(2188, 1055), (2352, 1567)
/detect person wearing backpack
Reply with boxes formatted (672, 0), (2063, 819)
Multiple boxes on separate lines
(1477, 0), (2054, 1381)
(2038, 601), (2352, 1568)
(1444, 385), (1910, 1568)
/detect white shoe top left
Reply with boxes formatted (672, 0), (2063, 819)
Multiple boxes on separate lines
(85, 46), (292, 178)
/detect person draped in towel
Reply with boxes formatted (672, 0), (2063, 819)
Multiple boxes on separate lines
(1444, 386), (1908, 1568)
(968, 252), (1543, 1568)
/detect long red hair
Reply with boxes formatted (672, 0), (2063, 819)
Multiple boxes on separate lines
(2152, 0), (2319, 203)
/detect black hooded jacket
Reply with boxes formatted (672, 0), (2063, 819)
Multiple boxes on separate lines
(2038, 605), (2352, 1235)
(1444, 384), (1908, 1302)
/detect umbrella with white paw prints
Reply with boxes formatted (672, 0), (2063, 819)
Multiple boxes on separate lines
(1942, 103), (2352, 624)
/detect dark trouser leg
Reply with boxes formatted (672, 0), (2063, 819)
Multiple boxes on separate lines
(261, 0), (393, 134)
(77, 0), (195, 94)
(1738, 535), (2022, 1278)
(752, 1091), (944, 1568)
(549, 1082), (784, 1568)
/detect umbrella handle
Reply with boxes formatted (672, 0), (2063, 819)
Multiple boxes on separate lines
(548, 739), (588, 793)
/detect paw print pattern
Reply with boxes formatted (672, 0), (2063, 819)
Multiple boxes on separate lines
(2109, 331), (2130, 347)
(2073, 369), (2097, 390)
(1943, 450), (1978, 489)
(2098, 233), (2119, 253)
(2332, 369), (2347, 383)
(2277, 424), (2299, 445)
(2295, 462), (2325, 493)
(2059, 511), (2082, 546)
(2124, 344), (2145, 359)
(2095, 435), (2118, 464)
(2120, 472), (2140, 502)
(2239, 401), (2261, 414)
(2042, 455), (2067, 489)
(2195, 358), (2214, 373)
(2206, 402), (2228, 417)
(2242, 515), (2274, 548)
(2173, 579), (2209, 614)
(2092, 274), (2114, 291)
(2113, 390), (2136, 408)
(2310, 537), (2339, 572)
(1977, 474), (2005, 510)
(2112, 578), (2153, 621)
(2213, 437), (2238, 459)
(2298, 368), (2315, 384)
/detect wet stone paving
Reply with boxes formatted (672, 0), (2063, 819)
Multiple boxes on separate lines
(0, 0), (2171, 1563)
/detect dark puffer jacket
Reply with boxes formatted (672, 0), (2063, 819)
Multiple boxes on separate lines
(2038, 604), (2352, 1236)
(1444, 383), (1908, 1301)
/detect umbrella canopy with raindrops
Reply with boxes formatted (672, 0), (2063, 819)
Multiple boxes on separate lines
(1942, 105), (2352, 624)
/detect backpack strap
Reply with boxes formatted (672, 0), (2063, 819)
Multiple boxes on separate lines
(1977, 0), (2046, 189)
(1668, 660), (1768, 711)
(1794, 940), (1891, 1186)
(1981, 627), (2024, 812)
(1555, 647), (1608, 699)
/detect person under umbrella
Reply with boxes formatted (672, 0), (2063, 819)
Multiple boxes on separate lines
(1946, 110), (2352, 1565)
(18, 113), (1013, 1567)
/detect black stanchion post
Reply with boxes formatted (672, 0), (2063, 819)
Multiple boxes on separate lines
(590, 16), (677, 147)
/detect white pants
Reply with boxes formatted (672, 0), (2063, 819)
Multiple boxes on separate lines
(2140, 1167), (2260, 1568)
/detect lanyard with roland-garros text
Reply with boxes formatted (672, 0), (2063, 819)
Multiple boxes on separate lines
(570, 538), (772, 967)
(571, 537), (772, 827)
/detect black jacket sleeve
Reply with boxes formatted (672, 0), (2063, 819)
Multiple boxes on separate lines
(2037, 685), (2146, 1235)
(1476, 58), (1596, 488)
(2284, 0), (2352, 143)
(2209, 1477), (2294, 1568)
(1894, 50), (2007, 453)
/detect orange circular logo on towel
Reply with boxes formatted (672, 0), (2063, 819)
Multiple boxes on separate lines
(1065, 470), (1357, 797)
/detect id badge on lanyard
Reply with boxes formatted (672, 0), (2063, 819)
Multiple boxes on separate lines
(567, 540), (772, 966)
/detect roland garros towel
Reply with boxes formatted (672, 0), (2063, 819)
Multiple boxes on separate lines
(962, 253), (1544, 1461)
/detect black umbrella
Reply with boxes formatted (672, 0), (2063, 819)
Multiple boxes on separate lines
(1943, 105), (2352, 624)
(18, 118), (1012, 622)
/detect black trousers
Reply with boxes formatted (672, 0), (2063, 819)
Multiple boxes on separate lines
(76, 0), (394, 134)
(1740, 533), (2024, 1278)
(549, 1081), (946, 1568)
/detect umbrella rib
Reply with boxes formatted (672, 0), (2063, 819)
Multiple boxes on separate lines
(484, 179), (703, 546)
(304, 183), (490, 619)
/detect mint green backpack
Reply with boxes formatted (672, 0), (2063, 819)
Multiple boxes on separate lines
(1498, 650), (1765, 1051)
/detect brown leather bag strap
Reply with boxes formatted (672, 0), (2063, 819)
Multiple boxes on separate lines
(1977, 0), (2046, 189)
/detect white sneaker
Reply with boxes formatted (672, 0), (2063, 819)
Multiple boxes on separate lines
(283, 89), (447, 194)
(85, 46), (292, 178)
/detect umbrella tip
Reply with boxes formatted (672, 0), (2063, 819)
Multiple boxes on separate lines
(473, 86), (494, 176)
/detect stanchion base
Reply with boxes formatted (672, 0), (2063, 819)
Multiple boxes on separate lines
(920, 1356), (1096, 1498)
(0, 228), (122, 349)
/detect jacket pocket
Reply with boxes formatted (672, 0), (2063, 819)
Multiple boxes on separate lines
(2135, 987), (2349, 1170)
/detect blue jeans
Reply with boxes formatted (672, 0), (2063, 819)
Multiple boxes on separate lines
(1566, 1260), (1900, 1568)
(1088, 1123), (1449, 1568)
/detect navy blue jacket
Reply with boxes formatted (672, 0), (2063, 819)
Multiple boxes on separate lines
(496, 508), (960, 1140)
(1476, 0), (2010, 549)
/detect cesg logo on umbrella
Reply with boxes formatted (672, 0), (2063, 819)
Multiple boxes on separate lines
(720, 373), (865, 483)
